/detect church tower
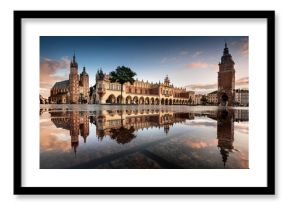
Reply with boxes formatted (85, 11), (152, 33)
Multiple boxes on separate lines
(164, 75), (170, 87)
(69, 52), (79, 103)
(80, 67), (89, 103)
(218, 43), (235, 106)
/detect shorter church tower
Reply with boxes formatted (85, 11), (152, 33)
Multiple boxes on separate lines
(218, 43), (235, 106)
(80, 67), (89, 103)
(69, 52), (80, 103)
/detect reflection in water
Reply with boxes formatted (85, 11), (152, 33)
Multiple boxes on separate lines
(40, 106), (248, 169)
(217, 109), (235, 167)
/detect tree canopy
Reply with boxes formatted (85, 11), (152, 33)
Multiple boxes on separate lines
(109, 66), (136, 85)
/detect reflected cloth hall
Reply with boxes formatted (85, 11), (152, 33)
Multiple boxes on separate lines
(40, 106), (249, 169)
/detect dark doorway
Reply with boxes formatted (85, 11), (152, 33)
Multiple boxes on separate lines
(221, 93), (229, 106)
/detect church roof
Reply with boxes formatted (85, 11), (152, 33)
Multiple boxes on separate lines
(209, 90), (218, 94)
(52, 80), (69, 89)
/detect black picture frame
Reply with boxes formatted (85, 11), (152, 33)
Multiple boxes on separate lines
(14, 10), (275, 195)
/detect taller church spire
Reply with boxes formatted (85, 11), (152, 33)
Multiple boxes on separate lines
(70, 51), (78, 68)
(69, 52), (80, 103)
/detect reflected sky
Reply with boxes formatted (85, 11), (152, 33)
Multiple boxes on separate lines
(40, 105), (249, 169)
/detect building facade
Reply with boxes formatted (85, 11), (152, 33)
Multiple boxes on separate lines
(234, 89), (249, 106)
(217, 43), (235, 106)
(207, 91), (218, 104)
(90, 70), (195, 105)
(50, 53), (89, 104)
(194, 94), (203, 105)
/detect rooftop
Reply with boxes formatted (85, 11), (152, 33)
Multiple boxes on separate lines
(52, 80), (69, 89)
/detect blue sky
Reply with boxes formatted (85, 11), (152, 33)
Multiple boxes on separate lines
(40, 36), (248, 98)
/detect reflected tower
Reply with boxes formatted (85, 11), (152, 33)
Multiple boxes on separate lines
(217, 109), (234, 167)
(80, 111), (89, 143)
(70, 111), (80, 156)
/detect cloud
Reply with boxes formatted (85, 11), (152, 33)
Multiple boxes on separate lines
(160, 56), (177, 64)
(235, 123), (249, 134)
(181, 138), (217, 149)
(187, 62), (209, 69)
(230, 38), (248, 57)
(185, 82), (217, 90)
(40, 119), (72, 152)
(240, 38), (249, 56)
(160, 57), (167, 64)
(193, 51), (203, 57)
(40, 57), (70, 98)
(184, 76), (249, 94)
(180, 50), (189, 55)
(236, 76), (249, 87)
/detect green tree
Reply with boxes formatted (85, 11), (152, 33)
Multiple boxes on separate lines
(109, 66), (136, 104)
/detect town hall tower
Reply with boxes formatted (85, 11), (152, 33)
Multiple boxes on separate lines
(218, 43), (235, 106)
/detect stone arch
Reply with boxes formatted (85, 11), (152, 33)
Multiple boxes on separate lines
(107, 110), (116, 116)
(133, 96), (139, 104)
(139, 97), (145, 104)
(169, 99), (172, 105)
(106, 94), (116, 104)
(126, 96), (132, 104)
(116, 95), (122, 104)
(150, 97), (155, 105)
(117, 110), (123, 116)
(126, 109), (132, 115)
(133, 109), (138, 115)
(155, 98), (160, 105)
(165, 98), (168, 105)
(173, 99), (176, 104)
(145, 97), (150, 105)
(161, 98), (165, 105)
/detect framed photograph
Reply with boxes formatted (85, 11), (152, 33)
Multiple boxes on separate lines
(14, 10), (275, 195)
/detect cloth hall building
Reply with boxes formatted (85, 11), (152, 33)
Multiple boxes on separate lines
(90, 70), (195, 105)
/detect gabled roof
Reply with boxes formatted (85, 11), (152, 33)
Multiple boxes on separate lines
(209, 90), (218, 94)
(52, 80), (69, 89)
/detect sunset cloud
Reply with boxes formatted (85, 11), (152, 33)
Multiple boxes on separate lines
(187, 62), (209, 69)
(185, 76), (249, 94)
(236, 76), (249, 87)
(40, 118), (71, 152)
(230, 38), (248, 57)
(40, 57), (70, 98)
(185, 82), (217, 90)
(240, 39), (249, 56)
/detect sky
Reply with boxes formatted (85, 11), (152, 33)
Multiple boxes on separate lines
(40, 36), (248, 98)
